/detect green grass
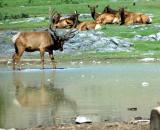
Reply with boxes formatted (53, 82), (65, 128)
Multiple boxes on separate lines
(0, 20), (48, 30)
(0, 0), (160, 25)
(101, 24), (160, 38)
(0, 0), (160, 61)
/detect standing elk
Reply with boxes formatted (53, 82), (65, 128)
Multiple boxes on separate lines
(12, 25), (76, 70)
(119, 8), (152, 25)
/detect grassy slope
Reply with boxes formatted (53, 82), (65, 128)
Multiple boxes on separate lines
(0, 0), (160, 61)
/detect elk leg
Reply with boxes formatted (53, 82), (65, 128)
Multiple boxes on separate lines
(49, 51), (56, 69)
(40, 50), (45, 69)
(12, 53), (17, 70)
(12, 49), (24, 70)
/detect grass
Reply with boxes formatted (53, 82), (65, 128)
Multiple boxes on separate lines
(101, 24), (160, 38)
(0, 0), (160, 61)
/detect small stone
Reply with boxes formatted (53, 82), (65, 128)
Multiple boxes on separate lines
(75, 116), (92, 124)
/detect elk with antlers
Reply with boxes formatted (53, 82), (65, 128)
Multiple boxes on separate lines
(12, 25), (76, 70)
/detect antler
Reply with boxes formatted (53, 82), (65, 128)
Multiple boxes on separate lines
(63, 29), (78, 41)
(48, 24), (59, 40)
(49, 7), (61, 24)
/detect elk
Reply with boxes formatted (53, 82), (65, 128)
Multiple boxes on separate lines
(119, 8), (152, 25)
(50, 9), (77, 29)
(88, 5), (120, 25)
(102, 5), (118, 14)
(73, 10), (101, 31)
(88, 5), (101, 20)
(12, 25), (76, 70)
(96, 12), (121, 25)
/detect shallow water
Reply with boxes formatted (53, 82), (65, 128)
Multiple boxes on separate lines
(0, 62), (160, 128)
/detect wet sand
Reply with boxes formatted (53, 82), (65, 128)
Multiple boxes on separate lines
(25, 122), (149, 130)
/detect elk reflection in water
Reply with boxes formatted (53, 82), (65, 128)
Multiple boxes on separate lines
(12, 71), (77, 126)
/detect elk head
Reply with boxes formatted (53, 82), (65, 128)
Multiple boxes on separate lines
(88, 5), (98, 12)
(48, 25), (77, 51)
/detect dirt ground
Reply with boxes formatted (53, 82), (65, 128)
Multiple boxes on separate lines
(25, 122), (150, 130)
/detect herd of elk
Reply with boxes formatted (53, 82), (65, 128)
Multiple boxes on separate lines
(11, 5), (152, 70)
(50, 5), (152, 30)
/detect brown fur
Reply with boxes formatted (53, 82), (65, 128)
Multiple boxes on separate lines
(50, 9), (77, 29)
(73, 10), (101, 31)
(12, 28), (75, 70)
(96, 12), (121, 24)
(53, 18), (74, 28)
(76, 21), (98, 31)
(119, 8), (152, 25)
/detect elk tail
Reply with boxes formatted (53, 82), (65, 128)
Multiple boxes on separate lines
(11, 32), (21, 43)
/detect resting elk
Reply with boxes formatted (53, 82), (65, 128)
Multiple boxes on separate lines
(88, 5), (121, 25)
(102, 5), (118, 14)
(96, 12), (121, 24)
(88, 5), (101, 20)
(50, 9), (77, 29)
(73, 10), (101, 31)
(119, 8), (152, 25)
(12, 25), (76, 70)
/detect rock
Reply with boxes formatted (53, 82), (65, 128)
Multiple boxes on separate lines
(150, 106), (160, 130)
(130, 119), (150, 124)
(75, 116), (92, 124)
(141, 82), (149, 87)
(65, 30), (133, 54)
(133, 32), (160, 41)
(127, 107), (137, 111)
(0, 29), (133, 57)
(140, 58), (155, 62)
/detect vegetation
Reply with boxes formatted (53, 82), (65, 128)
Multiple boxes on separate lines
(0, 0), (160, 60)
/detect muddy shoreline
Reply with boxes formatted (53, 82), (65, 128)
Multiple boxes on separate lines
(13, 121), (150, 130)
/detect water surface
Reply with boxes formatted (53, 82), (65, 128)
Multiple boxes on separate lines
(0, 62), (160, 128)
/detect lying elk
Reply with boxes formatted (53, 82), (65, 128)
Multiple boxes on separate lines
(50, 9), (77, 28)
(12, 26), (76, 70)
(119, 8), (152, 25)
(102, 5), (118, 14)
(96, 12), (121, 24)
(73, 11), (101, 31)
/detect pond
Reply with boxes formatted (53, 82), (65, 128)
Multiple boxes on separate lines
(0, 61), (160, 128)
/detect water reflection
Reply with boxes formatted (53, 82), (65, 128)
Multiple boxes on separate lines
(0, 71), (77, 128)
(1, 63), (160, 128)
